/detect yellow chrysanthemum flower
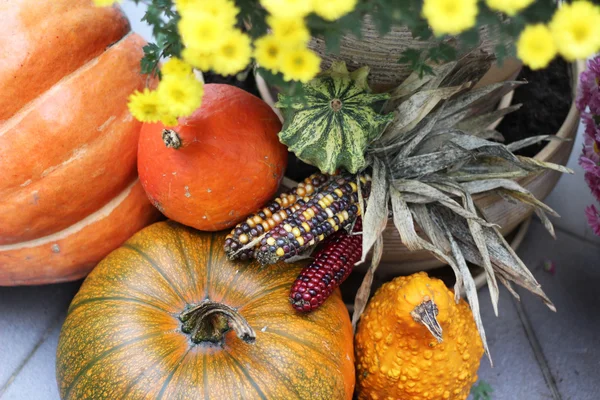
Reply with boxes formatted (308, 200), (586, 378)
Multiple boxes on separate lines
(93, 0), (121, 6)
(517, 24), (557, 70)
(267, 15), (311, 45)
(177, 0), (239, 26)
(212, 30), (253, 76)
(254, 35), (283, 71)
(160, 114), (180, 127)
(128, 89), (164, 123)
(422, 0), (479, 35)
(182, 48), (214, 72)
(260, 0), (314, 18)
(486, 0), (534, 16)
(312, 0), (358, 21)
(178, 12), (228, 51)
(157, 75), (204, 117)
(161, 57), (193, 77)
(550, 1), (600, 61)
(280, 47), (321, 83)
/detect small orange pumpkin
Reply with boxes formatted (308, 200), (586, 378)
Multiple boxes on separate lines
(138, 84), (288, 231)
(56, 221), (355, 399)
(355, 272), (484, 400)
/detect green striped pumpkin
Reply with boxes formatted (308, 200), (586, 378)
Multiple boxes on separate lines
(56, 221), (355, 400)
(276, 61), (393, 174)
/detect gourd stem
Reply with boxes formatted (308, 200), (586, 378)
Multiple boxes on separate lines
(411, 298), (443, 343)
(180, 300), (256, 344)
(162, 129), (182, 149)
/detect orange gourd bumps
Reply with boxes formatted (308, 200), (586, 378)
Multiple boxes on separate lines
(355, 272), (484, 400)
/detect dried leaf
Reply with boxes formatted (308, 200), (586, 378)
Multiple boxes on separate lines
(516, 156), (574, 174)
(360, 157), (389, 263)
(352, 236), (383, 330)
(457, 104), (522, 135)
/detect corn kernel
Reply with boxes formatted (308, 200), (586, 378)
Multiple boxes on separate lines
(283, 224), (293, 232)
(275, 198), (282, 205)
(302, 211), (311, 220)
(318, 234), (325, 241)
(318, 200), (327, 209)
(349, 182), (358, 192)
(301, 222), (311, 232)
(272, 213), (282, 224)
(327, 218), (336, 227)
(342, 210), (349, 220)
(297, 187), (306, 197)
(267, 219), (277, 228)
(334, 188), (344, 198)
(305, 184), (314, 194)
(325, 194), (334, 203)
(292, 227), (301, 237)
(307, 208), (315, 217)
(334, 225), (340, 231)
(308, 239), (316, 246)
(287, 194), (296, 203)
(276, 248), (285, 257)
(360, 176), (368, 184)
(264, 209), (272, 218)
(297, 237), (305, 246)
(239, 234), (249, 244)
(325, 208), (334, 218)
(282, 197), (289, 207)
(253, 215), (263, 224)
(267, 237), (276, 246)
(262, 222), (270, 230)
(246, 219), (255, 228)
(279, 210), (287, 220)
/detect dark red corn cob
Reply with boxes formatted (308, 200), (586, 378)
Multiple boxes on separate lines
(254, 174), (369, 266)
(224, 173), (330, 260)
(290, 218), (363, 312)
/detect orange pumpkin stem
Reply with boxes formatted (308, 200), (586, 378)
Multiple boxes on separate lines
(179, 299), (256, 345)
(162, 129), (182, 149)
(410, 298), (443, 343)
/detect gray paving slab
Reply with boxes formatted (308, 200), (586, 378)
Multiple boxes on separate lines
(470, 285), (554, 400)
(0, 282), (80, 393)
(514, 221), (600, 400)
(1, 319), (63, 400)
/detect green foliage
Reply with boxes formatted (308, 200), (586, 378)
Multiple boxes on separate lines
(471, 380), (494, 400)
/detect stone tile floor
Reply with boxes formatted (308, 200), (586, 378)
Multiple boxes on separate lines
(1, 220), (598, 400)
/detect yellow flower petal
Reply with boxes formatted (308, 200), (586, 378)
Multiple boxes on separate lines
(486, 0), (534, 16)
(550, 1), (600, 61)
(178, 12), (228, 51)
(267, 15), (311, 46)
(92, 0), (121, 6)
(211, 30), (252, 76)
(182, 48), (214, 72)
(312, 0), (357, 21)
(157, 75), (204, 117)
(161, 57), (193, 77)
(127, 89), (164, 123)
(260, 0), (314, 18)
(422, 0), (479, 36)
(176, 0), (239, 26)
(517, 24), (557, 70)
(280, 47), (321, 83)
(254, 35), (283, 72)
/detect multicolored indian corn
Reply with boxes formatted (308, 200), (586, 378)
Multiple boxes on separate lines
(224, 173), (329, 260)
(254, 174), (369, 265)
(290, 218), (363, 312)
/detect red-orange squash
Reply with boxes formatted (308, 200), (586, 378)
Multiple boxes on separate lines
(56, 221), (355, 399)
(138, 84), (288, 231)
(0, 1), (159, 285)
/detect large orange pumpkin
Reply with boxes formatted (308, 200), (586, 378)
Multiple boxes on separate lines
(56, 221), (355, 399)
(0, 1), (159, 285)
(137, 84), (287, 231)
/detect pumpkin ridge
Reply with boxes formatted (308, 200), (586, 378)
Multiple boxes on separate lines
(202, 353), (209, 400)
(224, 352), (268, 400)
(0, 179), (138, 251)
(122, 243), (189, 306)
(173, 228), (202, 303)
(156, 347), (193, 400)
(264, 328), (341, 370)
(214, 262), (249, 304)
(0, 31), (134, 138)
(119, 350), (175, 399)
(205, 231), (216, 299)
(240, 282), (290, 310)
(63, 331), (163, 399)
(67, 296), (170, 316)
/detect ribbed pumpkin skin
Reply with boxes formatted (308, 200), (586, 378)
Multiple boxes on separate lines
(355, 273), (483, 400)
(56, 221), (355, 400)
(277, 62), (393, 174)
(138, 84), (287, 231)
(0, 1), (159, 285)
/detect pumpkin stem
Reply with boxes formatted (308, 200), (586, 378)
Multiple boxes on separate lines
(162, 129), (182, 149)
(411, 298), (443, 343)
(179, 300), (256, 345)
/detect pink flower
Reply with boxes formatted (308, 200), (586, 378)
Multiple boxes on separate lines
(585, 172), (600, 203)
(577, 57), (600, 114)
(585, 204), (600, 236)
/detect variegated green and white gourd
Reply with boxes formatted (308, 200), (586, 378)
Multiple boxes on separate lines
(276, 61), (393, 174)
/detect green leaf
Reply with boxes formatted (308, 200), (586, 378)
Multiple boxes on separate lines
(428, 43), (458, 63)
(471, 380), (494, 400)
